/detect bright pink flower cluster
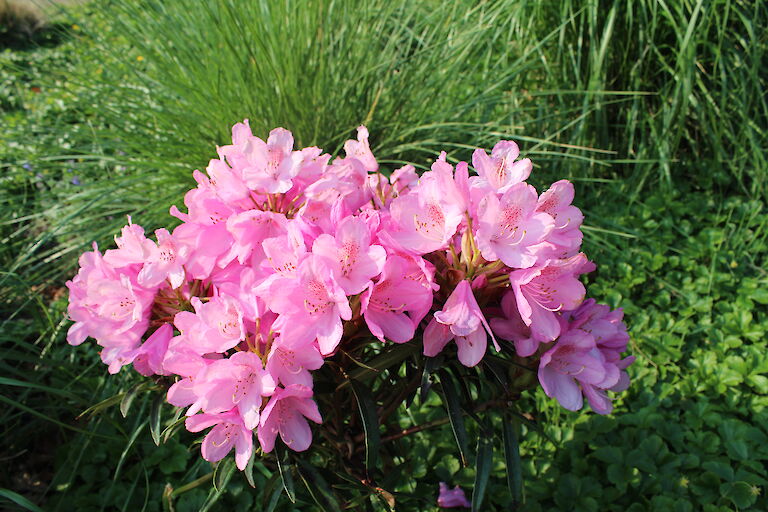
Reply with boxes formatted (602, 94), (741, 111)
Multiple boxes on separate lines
(66, 121), (632, 470)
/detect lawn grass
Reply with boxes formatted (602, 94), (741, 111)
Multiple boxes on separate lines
(1, 0), (766, 510)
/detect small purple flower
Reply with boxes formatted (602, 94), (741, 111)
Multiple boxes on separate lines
(437, 482), (471, 508)
(71, 176), (81, 186)
(23, 162), (33, 171)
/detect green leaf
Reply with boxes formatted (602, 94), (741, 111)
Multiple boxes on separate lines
(276, 443), (296, 503)
(149, 392), (165, 446)
(349, 378), (381, 472)
(120, 381), (146, 418)
(243, 448), (257, 488)
(212, 457), (236, 493)
(264, 481), (283, 512)
(502, 417), (523, 505)
(0, 488), (45, 512)
(471, 434), (494, 512)
(420, 355), (442, 403)
(720, 481), (758, 508)
(297, 459), (341, 511)
(438, 370), (470, 467)
(338, 344), (418, 389)
(200, 458), (236, 512)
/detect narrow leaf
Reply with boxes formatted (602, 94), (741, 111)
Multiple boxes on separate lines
(213, 457), (236, 493)
(471, 435), (494, 512)
(349, 378), (381, 472)
(0, 488), (45, 512)
(276, 443), (296, 503)
(297, 459), (341, 511)
(338, 344), (418, 389)
(120, 382), (146, 418)
(438, 370), (470, 466)
(149, 393), (165, 446)
(244, 448), (257, 488)
(502, 417), (523, 505)
(420, 355), (442, 404)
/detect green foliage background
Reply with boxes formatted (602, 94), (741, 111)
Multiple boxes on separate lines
(1, 0), (766, 510)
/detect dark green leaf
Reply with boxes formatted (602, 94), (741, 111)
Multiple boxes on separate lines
(502, 417), (523, 505)
(438, 370), (470, 466)
(420, 355), (442, 403)
(120, 381), (146, 418)
(276, 443), (296, 503)
(149, 392), (165, 446)
(213, 457), (236, 493)
(349, 378), (381, 472)
(339, 344), (418, 389)
(243, 447), (257, 488)
(720, 481), (758, 508)
(297, 459), (341, 511)
(0, 488), (45, 512)
(472, 434), (494, 512)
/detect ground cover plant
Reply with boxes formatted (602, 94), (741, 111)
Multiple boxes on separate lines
(1, 0), (766, 511)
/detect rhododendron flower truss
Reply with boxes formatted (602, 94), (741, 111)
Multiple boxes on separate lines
(65, 121), (631, 507)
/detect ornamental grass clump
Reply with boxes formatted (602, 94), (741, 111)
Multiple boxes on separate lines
(66, 121), (632, 505)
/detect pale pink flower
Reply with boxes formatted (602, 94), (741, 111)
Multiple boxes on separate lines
(206, 157), (250, 204)
(312, 215), (387, 295)
(535, 180), (584, 258)
(103, 220), (156, 268)
(538, 329), (619, 413)
(186, 409), (253, 470)
(266, 336), (324, 388)
(437, 482), (471, 508)
(189, 351), (276, 429)
(510, 254), (592, 342)
(269, 255), (352, 355)
(223, 210), (288, 265)
(423, 280), (497, 367)
(387, 157), (465, 254)
(133, 323), (173, 376)
(258, 384), (322, 453)
(361, 255), (434, 343)
(343, 125), (378, 172)
(489, 291), (539, 357)
(137, 228), (188, 289)
(471, 140), (532, 193)
(475, 183), (554, 269)
(171, 295), (245, 355)
(225, 125), (303, 194)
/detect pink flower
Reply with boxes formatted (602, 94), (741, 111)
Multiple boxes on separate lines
(510, 254), (592, 342)
(224, 124), (303, 194)
(137, 228), (188, 289)
(133, 323), (173, 376)
(186, 409), (253, 470)
(538, 329), (619, 413)
(258, 384), (322, 453)
(223, 210), (288, 265)
(103, 220), (156, 268)
(343, 125), (378, 172)
(361, 255), (434, 343)
(387, 156), (465, 254)
(475, 183), (554, 269)
(189, 351), (276, 429)
(423, 280), (497, 367)
(269, 255), (352, 355)
(437, 482), (471, 508)
(312, 215), (387, 295)
(171, 295), (245, 355)
(489, 291), (538, 357)
(535, 180), (584, 258)
(266, 336), (324, 388)
(471, 140), (532, 193)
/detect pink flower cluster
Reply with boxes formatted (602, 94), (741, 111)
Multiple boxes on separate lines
(66, 121), (632, 470)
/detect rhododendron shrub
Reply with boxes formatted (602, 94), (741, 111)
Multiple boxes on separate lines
(66, 121), (632, 507)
